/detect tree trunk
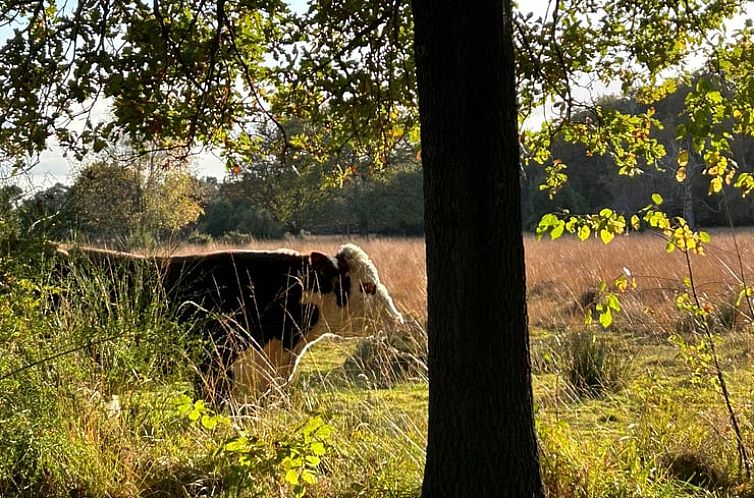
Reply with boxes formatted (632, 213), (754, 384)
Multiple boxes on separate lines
(411, 1), (544, 497)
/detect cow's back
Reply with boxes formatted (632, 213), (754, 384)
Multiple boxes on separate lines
(161, 251), (315, 351)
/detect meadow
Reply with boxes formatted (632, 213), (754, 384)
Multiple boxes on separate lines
(4, 233), (754, 496)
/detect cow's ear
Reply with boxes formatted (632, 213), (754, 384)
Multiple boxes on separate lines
(310, 252), (339, 274)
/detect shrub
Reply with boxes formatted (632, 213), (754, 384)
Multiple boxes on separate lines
(220, 230), (254, 246)
(343, 321), (427, 388)
(661, 451), (728, 489)
(185, 230), (214, 246)
(565, 331), (628, 397)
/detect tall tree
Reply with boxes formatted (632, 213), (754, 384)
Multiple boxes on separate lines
(412, 1), (543, 497)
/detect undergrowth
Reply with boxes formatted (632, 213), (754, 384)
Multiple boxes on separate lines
(4, 237), (754, 496)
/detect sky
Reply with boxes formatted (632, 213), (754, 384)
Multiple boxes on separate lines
(4, 0), (750, 191)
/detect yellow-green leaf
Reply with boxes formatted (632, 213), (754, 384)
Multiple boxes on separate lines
(311, 442), (326, 456)
(550, 223), (565, 240)
(201, 414), (217, 430)
(631, 215), (640, 230)
(709, 177), (723, 194)
(285, 470), (300, 485)
(224, 437), (249, 452)
(607, 294), (622, 312)
(302, 470), (317, 485)
(675, 166), (687, 182)
(678, 150), (689, 167)
(599, 308), (613, 328)
(600, 229), (615, 244)
(615, 275), (628, 292)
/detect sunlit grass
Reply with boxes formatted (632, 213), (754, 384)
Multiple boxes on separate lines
(5, 233), (754, 496)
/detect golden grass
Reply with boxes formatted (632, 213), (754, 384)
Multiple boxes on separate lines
(22, 231), (754, 496)
(526, 230), (754, 332)
(167, 229), (754, 334)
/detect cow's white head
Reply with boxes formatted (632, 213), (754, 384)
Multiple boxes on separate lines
(229, 244), (403, 402)
(303, 243), (403, 342)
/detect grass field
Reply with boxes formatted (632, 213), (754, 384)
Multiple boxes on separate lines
(4, 233), (754, 496)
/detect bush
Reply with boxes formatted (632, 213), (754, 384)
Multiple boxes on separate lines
(220, 230), (254, 246)
(184, 230), (214, 246)
(343, 321), (427, 388)
(565, 331), (628, 397)
(661, 451), (728, 489)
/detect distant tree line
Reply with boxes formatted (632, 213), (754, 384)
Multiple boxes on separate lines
(7, 76), (752, 247)
(7, 158), (423, 248)
(191, 164), (424, 241)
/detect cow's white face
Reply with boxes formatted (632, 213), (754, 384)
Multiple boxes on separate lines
(301, 243), (403, 342)
(229, 244), (403, 402)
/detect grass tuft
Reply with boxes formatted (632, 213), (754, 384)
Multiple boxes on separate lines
(564, 331), (629, 397)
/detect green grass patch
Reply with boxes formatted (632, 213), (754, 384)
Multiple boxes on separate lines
(6, 253), (754, 497)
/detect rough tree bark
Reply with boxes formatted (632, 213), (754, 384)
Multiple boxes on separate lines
(411, 1), (544, 497)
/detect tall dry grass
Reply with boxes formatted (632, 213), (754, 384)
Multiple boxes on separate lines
(170, 230), (754, 333)
(526, 230), (754, 332)
(8, 232), (754, 496)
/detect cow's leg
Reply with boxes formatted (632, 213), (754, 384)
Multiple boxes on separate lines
(230, 339), (295, 402)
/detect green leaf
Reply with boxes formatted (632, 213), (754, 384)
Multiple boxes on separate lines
(224, 437), (249, 452)
(201, 414), (217, 430)
(736, 288), (747, 307)
(707, 90), (723, 103)
(301, 416), (324, 435)
(698, 231), (710, 243)
(651, 193), (663, 205)
(310, 442), (326, 456)
(678, 150), (689, 167)
(631, 215), (640, 230)
(301, 469), (318, 484)
(550, 223), (565, 240)
(599, 308), (613, 328)
(607, 294), (622, 312)
(709, 177), (723, 194)
(285, 469), (300, 485)
(615, 274), (628, 292)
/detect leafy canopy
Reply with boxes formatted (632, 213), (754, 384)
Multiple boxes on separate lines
(0, 0), (752, 213)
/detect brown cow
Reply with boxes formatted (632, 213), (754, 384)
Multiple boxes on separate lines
(57, 243), (403, 404)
